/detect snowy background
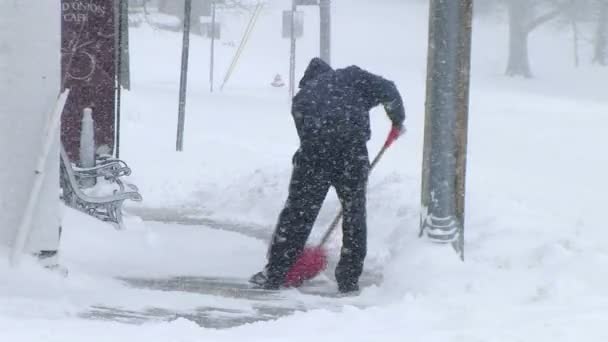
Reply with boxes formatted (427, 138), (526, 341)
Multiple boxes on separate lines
(2, 0), (608, 341)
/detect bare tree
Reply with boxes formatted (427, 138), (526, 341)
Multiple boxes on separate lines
(563, 0), (586, 67)
(556, 0), (594, 67)
(505, 0), (564, 77)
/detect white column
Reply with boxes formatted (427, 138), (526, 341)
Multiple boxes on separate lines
(0, 1), (62, 258)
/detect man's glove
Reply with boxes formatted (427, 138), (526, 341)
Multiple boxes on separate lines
(384, 124), (405, 148)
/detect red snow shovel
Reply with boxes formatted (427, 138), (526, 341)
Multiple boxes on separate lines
(284, 126), (403, 287)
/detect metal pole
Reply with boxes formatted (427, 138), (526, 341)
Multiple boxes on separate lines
(115, 0), (124, 158)
(594, 1), (607, 65)
(289, 0), (297, 98)
(209, 0), (216, 92)
(176, 0), (192, 152)
(319, 0), (331, 65)
(420, 0), (473, 260)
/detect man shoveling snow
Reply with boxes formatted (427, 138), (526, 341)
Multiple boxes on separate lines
(250, 58), (406, 294)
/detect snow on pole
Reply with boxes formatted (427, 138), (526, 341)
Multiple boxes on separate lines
(420, 0), (473, 260)
(176, 0), (193, 152)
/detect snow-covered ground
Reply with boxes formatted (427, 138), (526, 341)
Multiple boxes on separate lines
(2, 0), (608, 340)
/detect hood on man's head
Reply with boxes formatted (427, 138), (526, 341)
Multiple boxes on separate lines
(299, 57), (333, 88)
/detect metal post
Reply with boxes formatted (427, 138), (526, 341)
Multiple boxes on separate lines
(176, 0), (192, 152)
(319, 0), (331, 65)
(115, 0), (123, 158)
(289, 0), (297, 98)
(594, 1), (607, 65)
(209, 0), (216, 92)
(420, 0), (473, 260)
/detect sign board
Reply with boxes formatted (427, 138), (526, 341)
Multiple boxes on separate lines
(282, 10), (304, 39)
(296, 0), (319, 5)
(158, 0), (212, 18)
(202, 22), (221, 39)
(61, 0), (116, 161)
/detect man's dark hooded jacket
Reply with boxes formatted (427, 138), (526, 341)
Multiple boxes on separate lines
(292, 58), (405, 146)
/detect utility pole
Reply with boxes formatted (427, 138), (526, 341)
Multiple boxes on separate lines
(115, 0), (129, 158)
(209, 0), (217, 92)
(319, 0), (331, 64)
(289, 0), (297, 98)
(420, 0), (473, 260)
(593, 0), (607, 65)
(176, 0), (192, 151)
(115, 0), (122, 158)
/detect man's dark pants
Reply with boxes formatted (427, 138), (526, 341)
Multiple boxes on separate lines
(263, 140), (369, 291)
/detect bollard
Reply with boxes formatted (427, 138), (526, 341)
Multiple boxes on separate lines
(79, 107), (96, 188)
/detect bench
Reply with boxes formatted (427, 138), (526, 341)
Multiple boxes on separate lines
(59, 143), (142, 230)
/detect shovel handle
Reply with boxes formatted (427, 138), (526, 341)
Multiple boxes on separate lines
(319, 128), (401, 246)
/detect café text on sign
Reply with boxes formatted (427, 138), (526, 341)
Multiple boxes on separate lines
(62, 1), (108, 23)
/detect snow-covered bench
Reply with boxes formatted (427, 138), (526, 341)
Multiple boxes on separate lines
(59, 144), (142, 230)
